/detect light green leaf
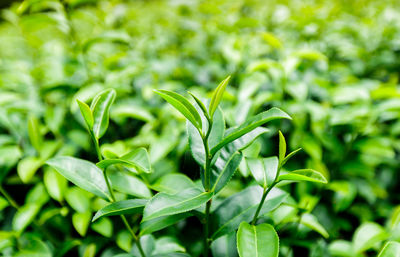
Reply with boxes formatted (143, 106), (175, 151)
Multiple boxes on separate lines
(328, 240), (354, 257)
(28, 116), (42, 153)
(278, 131), (286, 164)
(43, 167), (67, 202)
(211, 107), (291, 155)
(90, 88), (116, 139)
(210, 151), (243, 193)
(153, 236), (186, 255)
(301, 213), (329, 238)
(209, 76), (231, 118)
(109, 170), (152, 198)
(72, 211), (92, 236)
(83, 243), (96, 257)
(247, 156), (278, 188)
(237, 222), (279, 257)
(92, 199), (148, 222)
(12, 203), (41, 233)
(46, 156), (111, 200)
(97, 148), (151, 174)
(155, 90), (202, 130)
(142, 188), (213, 222)
(17, 156), (43, 183)
(278, 169), (327, 184)
(151, 174), (196, 194)
(91, 217), (113, 237)
(65, 187), (91, 213)
(281, 148), (302, 167)
(378, 241), (400, 257)
(189, 92), (209, 120)
(353, 222), (388, 253)
(77, 99), (94, 130)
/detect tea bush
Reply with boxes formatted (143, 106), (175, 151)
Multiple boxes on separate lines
(0, 0), (399, 256)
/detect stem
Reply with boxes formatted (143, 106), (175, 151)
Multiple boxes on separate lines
(93, 138), (146, 257)
(0, 185), (19, 209)
(202, 121), (213, 257)
(251, 183), (276, 225)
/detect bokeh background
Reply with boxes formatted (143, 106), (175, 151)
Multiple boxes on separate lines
(0, 0), (400, 256)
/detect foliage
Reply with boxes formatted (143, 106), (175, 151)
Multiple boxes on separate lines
(0, 0), (399, 256)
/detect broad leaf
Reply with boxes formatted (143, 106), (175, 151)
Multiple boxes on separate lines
(46, 156), (112, 201)
(378, 241), (400, 257)
(108, 170), (152, 199)
(353, 222), (388, 253)
(155, 90), (202, 130)
(210, 186), (287, 239)
(12, 203), (41, 233)
(72, 211), (91, 236)
(247, 156), (278, 188)
(142, 188), (213, 222)
(209, 75), (231, 118)
(211, 232), (238, 257)
(43, 167), (67, 202)
(97, 148), (151, 173)
(92, 199), (148, 221)
(211, 107), (291, 155)
(140, 212), (192, 236)
(90, 88), (116, 139)
(77, 99), (94, 130)
(278, 169), (327, 184)
(301, 213), (329, 238)
(151, 174), (196, 194)
(237, 222), (279, 257)
(17, 156), (42, 183)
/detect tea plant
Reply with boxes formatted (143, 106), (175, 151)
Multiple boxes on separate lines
(44, 77), (328, 257)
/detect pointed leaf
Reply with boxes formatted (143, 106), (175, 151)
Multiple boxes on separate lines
(210, 152), (242, 193)
(151, 174), (196, 194)
(72, 211), (91, 236)
(90, 89), (116, 139)
(237, 222), (279, 257)
(109, 170), (152, 199)
(278, 169), (327, 184)
(189, 92), (209, 120)
(209, 76), (231, 118)
(77, 99), (94, 130)
(92, 199), (148, 222)
(301, 213), (329, 238)
(353, 222), (388, 253)
(211, 108), (291, 155)
(278, 131), (286, 164)
(155, 90), (202, 130)
(211, 232), (239, 257)
(46, 156), (112, 201)
(281, 148), (302, 167)
(211, 186), (287, 239)
(97, 148), (151, 173)
(28, 116), (42, 152)
(140, 212), (192, 236)
(378, 241), (400, 257)
(142, 188), (213, 222)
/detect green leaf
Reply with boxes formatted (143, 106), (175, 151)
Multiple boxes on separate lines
(13, 235), (52, 257)
(211, 108), (291, 155)
(237, 222), (279, 257)
(328, 240), (354, 257)
(142, 188), (213, 222)
(72, 211), (92, 236)
(211, 232), (238, 257)
(378, 241), (400, 257)
(91, 217), (113, 237)
(83, 243), (96, 257)
(77, 99), (94, 130)
(247, 156), (278, 188)
(90, 88), (116, 139)
(151, 174), (196, 194)
(97, 148), (151, 174)
(12, 203), (41, 233)
(211, 186), (287, 239)
(17, 156), (42, 183)
(278, 131), (286, 164)
(92, 199), (148, 222)
(153, 236), (186, 255)
(109, 170), (152, 198)
(46, 156), (112, 201)
(278, 169), (327, 184)
(209, 75), (231, 118)
(140, 212), (192, 236)
(65, 187), (91, 213)
(301, 213), (329, 238)
(28, 115), (42, 152)
(189, 92), (209, 120)
(155, 90), (202, 130)
(353, 222), (388, 253)
(43, 167), (67, 202)
(210, 151), (243, 193)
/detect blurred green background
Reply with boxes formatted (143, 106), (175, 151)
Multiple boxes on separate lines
(0, 0), (400, 256)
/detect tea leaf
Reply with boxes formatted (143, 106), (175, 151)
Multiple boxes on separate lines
(210, 151), (242, 193)
(77, 99), (94, 131)
(90, 89), (116, 139)
(353, 222), (388, 253)
(278, 131), (286, 164)
(278, 169), (327, 184)
(97, 148), (151, 174)
(247, 156), (278, 188)
(237, 222), (279, 257)
(28, 116), (42, 152)
(140, 213), (193, 236)
(378, 241), (400, 257)
(209, 76), (231, 118)
(92, 199), (148, 222)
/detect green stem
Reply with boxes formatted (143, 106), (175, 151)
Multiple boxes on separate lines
(93, 138), (146, 257)
(0, 184), (19, 209)
(251, 183), (276, 225)
(202, 121), (213, 257)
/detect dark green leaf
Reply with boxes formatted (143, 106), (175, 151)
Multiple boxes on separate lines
(92, 199), (148, 221)
(140, 213), (192, 236)
(211, 108), (291, 155)
(237, 222), (279, 257)
(46, 156), (112, 200)
(210, 151), (242, 193)
(247, 156), (278, 188)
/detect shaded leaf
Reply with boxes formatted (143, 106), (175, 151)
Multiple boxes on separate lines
(92, 199), (148, 222)
(237, 222), (279, 257)
(97, 148), (151, 174)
